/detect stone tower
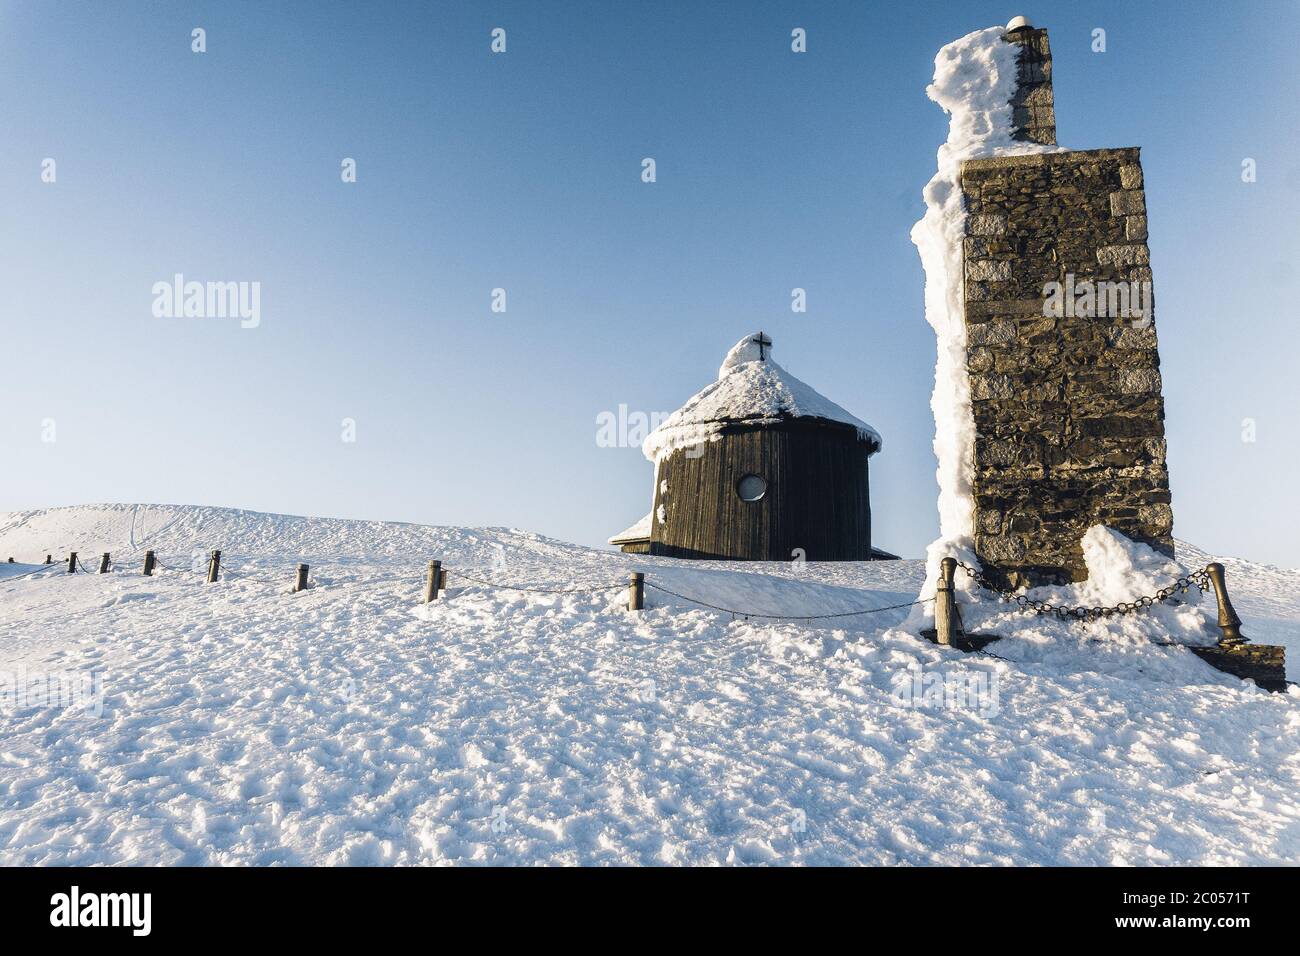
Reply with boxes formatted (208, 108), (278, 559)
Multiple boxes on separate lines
(961, 20), (1172, 588)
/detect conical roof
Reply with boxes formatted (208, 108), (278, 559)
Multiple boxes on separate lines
(642, 332), (882, 462)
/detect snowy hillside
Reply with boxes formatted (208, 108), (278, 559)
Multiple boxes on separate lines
(1, 504), (1298, 865)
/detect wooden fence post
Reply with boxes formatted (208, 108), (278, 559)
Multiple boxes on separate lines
(934, 557), (961, 646)
(293, 564), (309, 593)
(424, 560), (442, 602)
(207, 550), (221, 584)
(67, 552), (77, 574)
(628, 572), (644, 611)
(98, 553), (111, 574)
(1205, 562), (1245, 646)
(143, 551), (156, 576)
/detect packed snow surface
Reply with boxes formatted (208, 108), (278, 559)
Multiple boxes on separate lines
(642, 333), (881, 464)
(1, 504), (1298, 866)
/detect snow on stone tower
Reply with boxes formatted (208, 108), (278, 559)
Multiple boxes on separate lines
(1003, 16), (1055, 146)
(915, 18), (1172, 589)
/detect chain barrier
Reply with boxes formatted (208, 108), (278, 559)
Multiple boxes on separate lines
(1, 563), (61, 581)
(643, 581), (933, 621)
(150, 555), (264, 583)
(955, 560), (1212, 622)
(116, 554), (428, 589)
(152, 556), (199, 574)
(11, 552), (932, 623)
(218, 565), (297, 585)
(444, 566), (626, 595)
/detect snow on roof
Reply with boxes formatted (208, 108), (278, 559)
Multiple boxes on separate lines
(641, 333), (882, 463)
(608, 512), (652, 545)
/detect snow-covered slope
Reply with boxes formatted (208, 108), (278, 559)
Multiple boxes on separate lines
(1, 504), (1298, 865)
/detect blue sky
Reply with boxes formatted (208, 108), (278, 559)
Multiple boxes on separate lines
(3, 1), (1298, 564)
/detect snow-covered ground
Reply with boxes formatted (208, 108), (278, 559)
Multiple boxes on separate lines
(1, 504), (1298, 865)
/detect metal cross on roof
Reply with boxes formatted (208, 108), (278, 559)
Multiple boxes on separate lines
(751, 332), (772, 360)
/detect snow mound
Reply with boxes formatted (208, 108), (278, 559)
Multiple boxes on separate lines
(642, 333), (881, 463)
(1072, 526), (1195, 607)
(933, 526), (1217, 657)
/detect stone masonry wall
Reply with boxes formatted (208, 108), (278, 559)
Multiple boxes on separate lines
(1005, 25), (1056, 146)
(961, 148), (1172, 587)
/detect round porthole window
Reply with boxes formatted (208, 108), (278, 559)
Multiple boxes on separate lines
(736, 474), (767, 502)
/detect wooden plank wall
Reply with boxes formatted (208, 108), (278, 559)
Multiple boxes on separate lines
(650, 420), (872, 561)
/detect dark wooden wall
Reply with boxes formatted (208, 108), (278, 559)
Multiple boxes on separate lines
(649, 419), (873, 561)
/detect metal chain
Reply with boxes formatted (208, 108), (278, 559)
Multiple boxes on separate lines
(955, 560), (1212, 622)
(445, 567), (626, 595)
(214, 565), (287, 585)
(152, 556), (202, 574)
(2, 563), (59, 581)
(643, 581), (933, 621)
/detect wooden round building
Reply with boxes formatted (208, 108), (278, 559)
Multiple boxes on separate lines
(609, 333), (885, 561)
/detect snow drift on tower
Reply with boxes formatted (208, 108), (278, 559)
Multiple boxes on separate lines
(910, 25), (1061, 549)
